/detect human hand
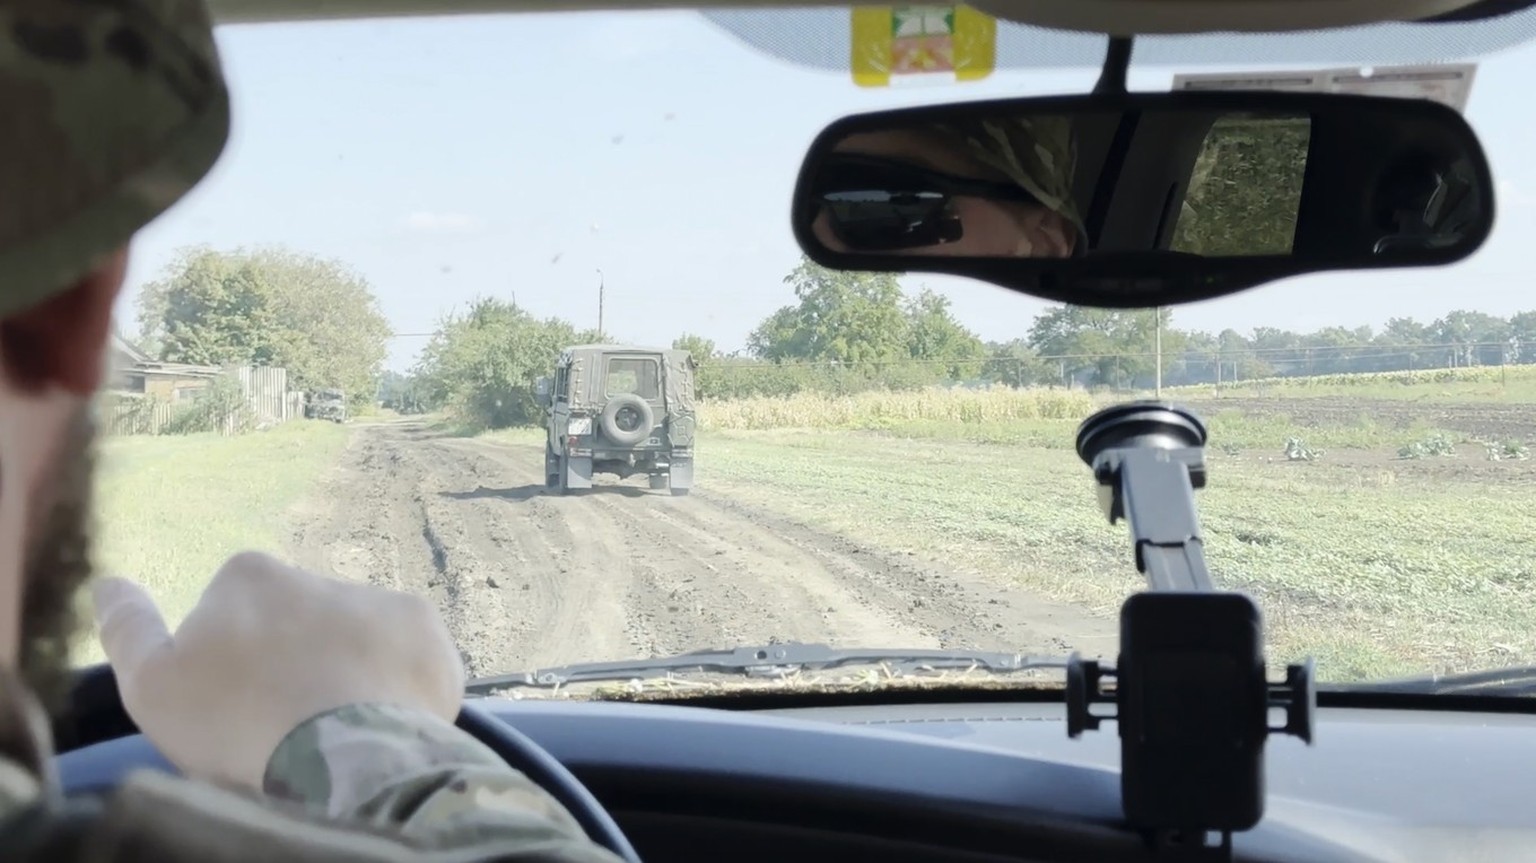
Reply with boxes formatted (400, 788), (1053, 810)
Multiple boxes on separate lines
(92, 551), (465, 789)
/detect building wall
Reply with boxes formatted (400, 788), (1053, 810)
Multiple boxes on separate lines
(116, 372), (147, 395)
(104, 363), (307, 437)
(142, 375), (214, 402)
(110, 349), (143, 393)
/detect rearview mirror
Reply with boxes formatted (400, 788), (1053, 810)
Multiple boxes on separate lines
(791, 91), (1494, 308)
(534, 377), (552, 407)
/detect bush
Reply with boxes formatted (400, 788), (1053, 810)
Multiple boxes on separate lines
(698, 385), (1095, 431)
(163, 377), (255, 436)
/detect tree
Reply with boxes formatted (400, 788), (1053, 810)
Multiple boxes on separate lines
(673, 333), (716, 361)
(136, 246), (391, 407)
(1509, 311), (1536, 363)
(377, 370), (427, 414)
(982, 339), (1056, 388)
(747, 257), (910, 364)
(412, 297), (598, 429)
(1431, 310), (1510, 367)
(1375, 317), (1432, 371)
(903, 288), (986, 378)
(737, 258), (991, 393)
(1300, 325), (1373, 375)
(135, 246), (284, 366)
(1212, 328), (1273, 380)
(1026, 305), (1171, 388)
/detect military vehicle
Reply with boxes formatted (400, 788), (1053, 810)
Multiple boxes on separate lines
(305, 388), (347, 423)
(536, 345), (696, 496)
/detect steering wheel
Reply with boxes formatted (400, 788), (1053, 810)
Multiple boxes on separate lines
(58, 664), (642, 863)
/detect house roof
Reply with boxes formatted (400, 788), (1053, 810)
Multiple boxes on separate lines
(110, 331), (222, 378)
(112, 331), (152, 365)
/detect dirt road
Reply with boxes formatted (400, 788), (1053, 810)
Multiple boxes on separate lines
(287, 419), (1109, 678)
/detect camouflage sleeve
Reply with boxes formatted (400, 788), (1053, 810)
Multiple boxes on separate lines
(262, 704), (624, 862)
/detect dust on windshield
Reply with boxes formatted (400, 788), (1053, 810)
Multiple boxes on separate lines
(87, 10), (1536, 694)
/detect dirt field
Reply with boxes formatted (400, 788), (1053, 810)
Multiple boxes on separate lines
(286, 418), (1109, 678)
(1190, 395), (1536, 484)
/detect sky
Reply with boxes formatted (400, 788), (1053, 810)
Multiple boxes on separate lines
(119, 8), (1536, 372)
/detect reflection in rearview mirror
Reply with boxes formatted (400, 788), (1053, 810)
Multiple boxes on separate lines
(807, 115), (1093, 259)
(792, 92), (1494, 308)
(1170, 114), (1310, 258)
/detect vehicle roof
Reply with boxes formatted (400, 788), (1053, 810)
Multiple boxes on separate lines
(206, 0), (1529, 36)
(565, 344), (679, 355)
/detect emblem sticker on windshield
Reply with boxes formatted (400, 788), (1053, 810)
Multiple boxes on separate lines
(851, 5), (996, 88)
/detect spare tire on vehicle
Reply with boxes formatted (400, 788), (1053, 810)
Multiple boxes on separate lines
(600, 393), (654, 446)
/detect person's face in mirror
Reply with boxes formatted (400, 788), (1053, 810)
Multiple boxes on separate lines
(810, 127), (1077, 259)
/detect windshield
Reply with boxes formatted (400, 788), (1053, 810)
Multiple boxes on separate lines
(86, 8), (1536, 697)
(607, 358), (661, 399)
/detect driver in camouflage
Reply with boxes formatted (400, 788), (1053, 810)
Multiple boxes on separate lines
(0, 1), (620, 860)
(809, 115), (1087, 258)
(932, 116), (1085, 252)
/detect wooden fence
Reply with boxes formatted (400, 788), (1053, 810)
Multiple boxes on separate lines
(103, 399), (177, 437)
(103, 365), (312, 437)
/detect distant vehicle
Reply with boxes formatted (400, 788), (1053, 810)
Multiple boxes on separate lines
(305, 388), (348, 423)
(536, 345), (696, 496)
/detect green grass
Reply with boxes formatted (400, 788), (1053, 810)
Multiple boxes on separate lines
(78, 421), (351, 664)
(698, 428), (1536, 683)
(1199, 409), (1459, 451)
(1166, 364), (1536, 403)
(802, 409), (1461, 454)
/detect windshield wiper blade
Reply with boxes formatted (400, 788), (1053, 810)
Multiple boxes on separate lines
(464, 641), (1070, 693)
(1330, 665), (1536, 696)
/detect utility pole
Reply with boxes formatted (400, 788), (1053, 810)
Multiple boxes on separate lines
(596, 268), (604, 339)
(1154, 305), (1164, 398)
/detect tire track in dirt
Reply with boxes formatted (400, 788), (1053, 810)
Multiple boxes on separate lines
(442, 437), (925, 653)
(288, 419), (1112, 678)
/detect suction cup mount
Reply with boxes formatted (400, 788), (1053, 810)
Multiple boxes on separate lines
(1064, 400), (1315, 861)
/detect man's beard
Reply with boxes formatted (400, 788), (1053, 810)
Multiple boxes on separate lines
(17, 406), (97, 714)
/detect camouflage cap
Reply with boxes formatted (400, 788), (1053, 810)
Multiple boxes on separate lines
(0, 0), (230, 319)
(929, 115), (1085, 245)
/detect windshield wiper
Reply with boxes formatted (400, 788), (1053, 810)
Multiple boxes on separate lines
(464, 641), (1070, 693)
(1330, 665), (1536, 696)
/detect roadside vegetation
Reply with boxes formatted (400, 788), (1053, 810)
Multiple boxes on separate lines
(1170, 363), (1536, 403)
(79, 420), (351, 664)
(136, 246), (392, 414)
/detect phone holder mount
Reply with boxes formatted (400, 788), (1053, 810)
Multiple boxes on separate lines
(1064, 401), (1316, 862)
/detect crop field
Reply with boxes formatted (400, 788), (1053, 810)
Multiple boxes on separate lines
(83, 364), (1536, 686)
(693, 370), (1536, 681)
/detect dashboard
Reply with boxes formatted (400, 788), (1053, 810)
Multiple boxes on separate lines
(55, 695), (1536, 862)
